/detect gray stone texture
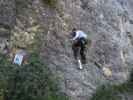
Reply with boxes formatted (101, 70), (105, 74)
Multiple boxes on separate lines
(1, 0), (133, 100)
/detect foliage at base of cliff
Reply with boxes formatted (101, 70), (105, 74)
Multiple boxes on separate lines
(0, 53), (68, 100)
(91, 70), (133, 100)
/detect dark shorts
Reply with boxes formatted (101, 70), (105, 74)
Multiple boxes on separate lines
(73, 37), (87, 47)
(72, 37), (87, 63)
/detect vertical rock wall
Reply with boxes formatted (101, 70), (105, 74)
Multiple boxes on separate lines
(1, 0), (133, 100)
(0, 0), (16, 53)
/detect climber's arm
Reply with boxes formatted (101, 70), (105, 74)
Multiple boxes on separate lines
(72, 32), (79, 40)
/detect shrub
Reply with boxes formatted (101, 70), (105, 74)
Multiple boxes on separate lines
(129, 69), (133, 82)
(0, 53), (68, 100)
(42, 0), (57, 7)
(91, 69), (133, 100)
(90, 84), (121, 100)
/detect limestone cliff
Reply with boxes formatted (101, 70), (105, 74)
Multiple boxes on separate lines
(0, 0), (133, 100)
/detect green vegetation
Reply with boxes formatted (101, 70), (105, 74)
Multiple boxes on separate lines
(0, 53), (68, 100)
(91, 71), (133, 100)
(42, 0), (57, 7)
(91, 84), (121, 100)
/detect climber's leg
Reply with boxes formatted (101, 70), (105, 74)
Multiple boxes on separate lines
(72, 43), (79, 60)
(80, 38), (87, 64)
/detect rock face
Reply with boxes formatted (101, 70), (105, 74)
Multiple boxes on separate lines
(0, 0), (16, 53)
(38, 0), (133, 99)
(0, 0), (16, 27)
(1, 0), (133, 100)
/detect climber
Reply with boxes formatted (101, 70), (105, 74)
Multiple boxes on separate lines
(71, 28), (88, 64)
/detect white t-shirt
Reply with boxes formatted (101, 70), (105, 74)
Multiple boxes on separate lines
(73, 30), (87, 40)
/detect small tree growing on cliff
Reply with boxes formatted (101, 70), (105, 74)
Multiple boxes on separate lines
(42, 0), (57, 7)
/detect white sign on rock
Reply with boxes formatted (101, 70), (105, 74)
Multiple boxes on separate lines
(13, 54), (24, 65)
